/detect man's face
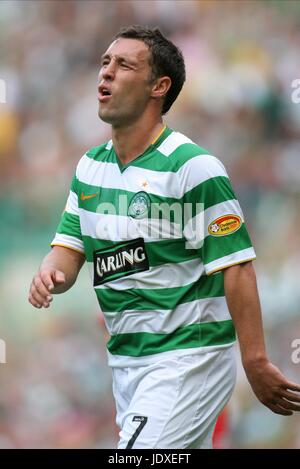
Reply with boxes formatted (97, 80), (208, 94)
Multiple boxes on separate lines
(98, 38), (154, 127)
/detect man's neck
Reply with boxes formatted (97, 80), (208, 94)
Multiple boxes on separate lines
(111, 115), (165, 166)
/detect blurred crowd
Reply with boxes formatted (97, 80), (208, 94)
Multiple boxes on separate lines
(0, 0), (300, 448)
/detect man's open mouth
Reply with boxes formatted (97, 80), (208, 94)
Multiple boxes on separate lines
(98, 85), (112, 102)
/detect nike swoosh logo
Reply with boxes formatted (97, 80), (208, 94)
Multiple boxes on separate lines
(80, 192), (98, 201)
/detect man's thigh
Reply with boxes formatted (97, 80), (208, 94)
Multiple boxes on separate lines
(114, 346), (236, 449)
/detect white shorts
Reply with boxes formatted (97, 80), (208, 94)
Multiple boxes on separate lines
(112, 346), (237, 449)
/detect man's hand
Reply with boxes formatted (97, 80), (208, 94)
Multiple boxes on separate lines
(223, 261), (300, 416)
(29, 269), (66, 308)
(244, 358), (300, 416)
(28, 246), (85, 309)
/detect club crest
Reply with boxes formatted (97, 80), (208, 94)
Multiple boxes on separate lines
(128, 191), (151, 219)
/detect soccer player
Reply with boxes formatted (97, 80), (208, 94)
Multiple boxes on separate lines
(28, 26), (300, 449)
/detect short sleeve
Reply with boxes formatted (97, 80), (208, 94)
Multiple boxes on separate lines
(51, 174), (84, 254)
(182, 154), (256, 275)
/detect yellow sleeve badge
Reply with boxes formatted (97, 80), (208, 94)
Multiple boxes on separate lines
(208, 214), (241, 236)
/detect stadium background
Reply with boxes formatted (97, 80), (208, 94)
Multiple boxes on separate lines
(0, 0), (300, 448)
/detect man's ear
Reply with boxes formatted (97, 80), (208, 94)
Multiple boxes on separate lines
(150, 76), (172, 100)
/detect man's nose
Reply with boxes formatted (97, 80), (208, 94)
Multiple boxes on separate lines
(101, 60), (116, 80)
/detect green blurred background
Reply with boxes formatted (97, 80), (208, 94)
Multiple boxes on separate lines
(0, 0), (300, 448)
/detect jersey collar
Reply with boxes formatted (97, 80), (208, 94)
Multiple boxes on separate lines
(112, 126), (172, 173)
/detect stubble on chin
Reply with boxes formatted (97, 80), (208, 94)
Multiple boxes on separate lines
(98, 107), (128, 127)
(98, 107), (113, 124)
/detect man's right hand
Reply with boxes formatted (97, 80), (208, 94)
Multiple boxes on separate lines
(28, 246), (85, 308)
(28, 269), (66, 308)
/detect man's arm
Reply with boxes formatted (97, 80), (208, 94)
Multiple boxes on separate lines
(28, 246), (85, 309)
(223, 261), (300, 415)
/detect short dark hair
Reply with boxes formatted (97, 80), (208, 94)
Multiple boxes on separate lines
(114, 25), (186, 114)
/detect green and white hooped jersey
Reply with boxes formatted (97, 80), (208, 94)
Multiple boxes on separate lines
(52, 127), (256, 367)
